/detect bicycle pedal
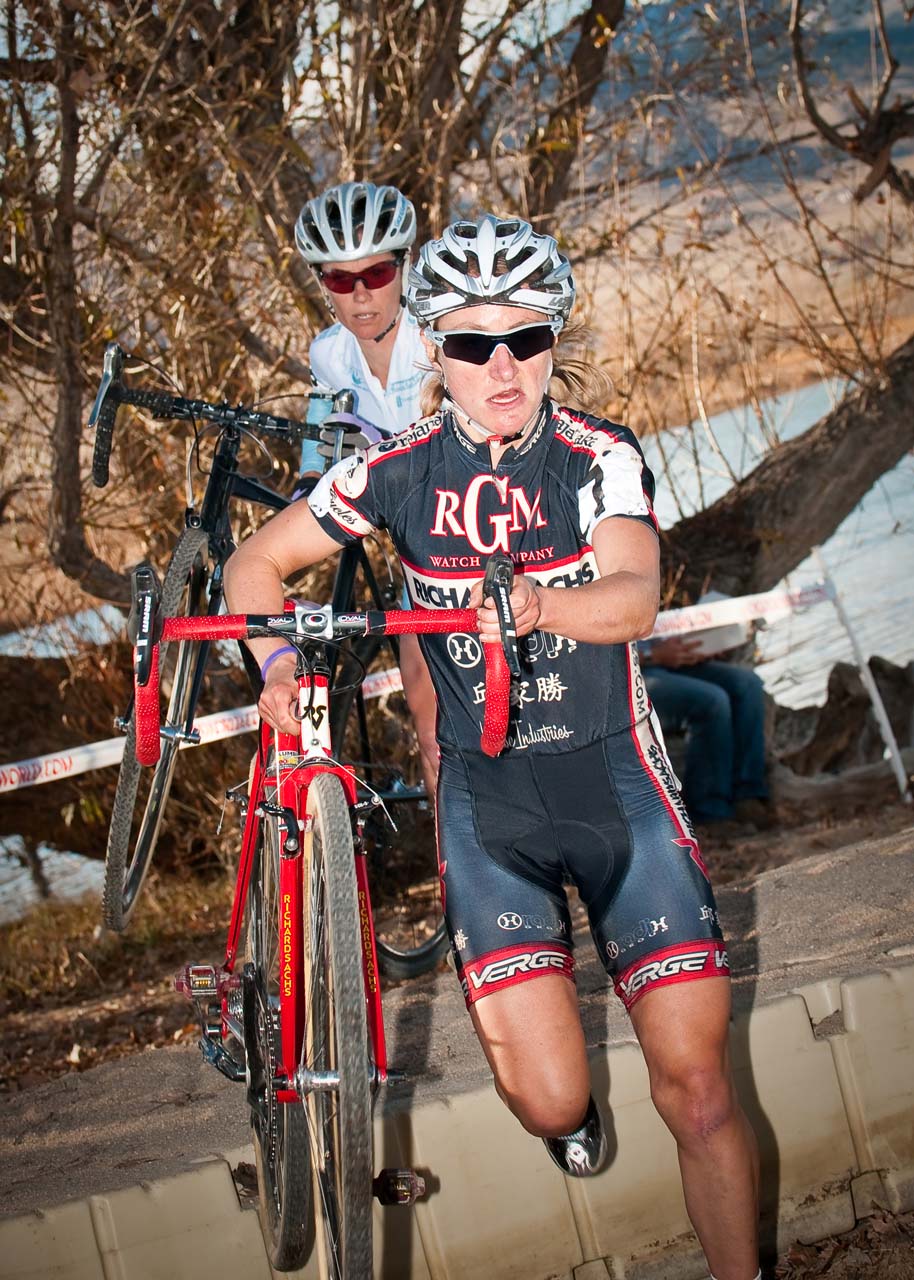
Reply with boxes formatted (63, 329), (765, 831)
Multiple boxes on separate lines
(174, 963), (238, 1001)
(372, 1168), (426, 1206)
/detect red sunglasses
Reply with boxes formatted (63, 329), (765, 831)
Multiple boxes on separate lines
(319, 259), (401, 294)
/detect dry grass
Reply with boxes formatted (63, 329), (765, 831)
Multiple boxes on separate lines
(0, 872), (234, 1012)
(0, 873), (235, 1092)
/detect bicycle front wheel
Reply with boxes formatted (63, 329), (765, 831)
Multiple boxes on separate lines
(302, 772), (374, 1280)
(331, 635), (448, 981)
(103, 527), (210, 931)
(244, 800), (311, 1271)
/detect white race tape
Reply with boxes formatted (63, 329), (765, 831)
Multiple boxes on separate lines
(651, 582), (832, 637)
(362, 666), (404, 699)
(0, 705), (259, 795)
(0, 586), (825, 793)
(0, 739), (125, 793)
(0, 667), (407, 794)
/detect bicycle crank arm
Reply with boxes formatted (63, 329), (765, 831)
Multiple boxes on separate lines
(199, 1035), (246, 1083)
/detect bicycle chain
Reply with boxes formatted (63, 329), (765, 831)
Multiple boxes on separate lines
(244, 965), (281, 1171)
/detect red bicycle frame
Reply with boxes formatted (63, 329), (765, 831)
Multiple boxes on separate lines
(139, 597), (514, 1106)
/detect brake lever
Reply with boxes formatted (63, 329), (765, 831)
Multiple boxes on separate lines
(482, 553), (521, 679)
(129, 563), (163, 687)
(88, 342), (125, 428)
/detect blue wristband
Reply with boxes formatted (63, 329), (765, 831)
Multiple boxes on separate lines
(259, 645), (297, 680)
(298, 438), (323, 476)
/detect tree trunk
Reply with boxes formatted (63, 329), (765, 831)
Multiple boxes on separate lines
(44, 9), (131, 604)
(663, 332), (914, 600)
(525, 0), (626, 220)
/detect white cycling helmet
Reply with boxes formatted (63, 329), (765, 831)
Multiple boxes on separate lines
(295, 182), (416, 264)
(407, 214), (575, 326)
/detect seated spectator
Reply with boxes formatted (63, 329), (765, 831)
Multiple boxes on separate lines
(639, 635), (775, 836)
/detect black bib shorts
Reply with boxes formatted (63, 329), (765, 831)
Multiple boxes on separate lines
(436, 717), (729, 1012)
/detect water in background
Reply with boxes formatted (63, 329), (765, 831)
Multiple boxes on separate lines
(640, 379), (914, 708)
(0, 605), (124, 657)
(0, 836), (105, 925)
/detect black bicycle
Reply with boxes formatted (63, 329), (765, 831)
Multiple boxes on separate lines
(90, 342), (447, 978)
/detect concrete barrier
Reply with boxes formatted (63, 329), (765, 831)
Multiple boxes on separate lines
(2, 830), (913, 1279)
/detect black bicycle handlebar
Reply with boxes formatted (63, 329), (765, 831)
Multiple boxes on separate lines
(89, 343), (126, 487)
(89, 341), (323, 489)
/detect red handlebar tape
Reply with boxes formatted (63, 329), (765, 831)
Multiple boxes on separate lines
(137, 608), (512, 765)
(134, 645), (163, 767)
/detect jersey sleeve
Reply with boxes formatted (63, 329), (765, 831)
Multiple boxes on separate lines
(307, 328), (339, 393)
(307, 449), (387, 546)
(577, 425), (658, 543)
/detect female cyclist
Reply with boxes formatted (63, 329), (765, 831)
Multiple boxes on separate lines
(294, 181), (424, 451)
(226, 214), (760, 1280)
(294, 180), (437, 795)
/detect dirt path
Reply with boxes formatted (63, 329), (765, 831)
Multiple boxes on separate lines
(2, 800), (914, 1278)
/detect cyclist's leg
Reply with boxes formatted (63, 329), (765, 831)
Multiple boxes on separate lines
(578, 720), (758, 1279)
(631, 980), (759, 1280)
(437, 749), (588, 1135)
(398, 632), (439, 798)
(470, 975), (591, 1138)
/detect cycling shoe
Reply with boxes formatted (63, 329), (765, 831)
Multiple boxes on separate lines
(542, 1096), (607, 1177)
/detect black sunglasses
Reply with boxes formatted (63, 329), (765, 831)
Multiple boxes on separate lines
(428, 320), (560, 365)
(319, 258), (401, 294)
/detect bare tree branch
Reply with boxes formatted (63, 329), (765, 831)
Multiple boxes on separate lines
(43, 4), (129, 602)
(80, 0), (194, 208)
(666, 331), (914, 598)
(790, 0), (914, 206)
(0, 56), (56, 82)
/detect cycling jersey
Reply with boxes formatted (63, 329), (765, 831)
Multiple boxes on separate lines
(310, 402), (659, 757)
(309, 310), (425, 434)
(308, 402), (729, 1009)
(300, 311), (425, 476)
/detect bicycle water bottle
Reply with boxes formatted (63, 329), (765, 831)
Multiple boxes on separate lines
(300, 388), (335, 475)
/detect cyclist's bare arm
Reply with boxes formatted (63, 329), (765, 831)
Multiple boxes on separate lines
(224, 500), (344, 734)
(471, 517), (659, 647)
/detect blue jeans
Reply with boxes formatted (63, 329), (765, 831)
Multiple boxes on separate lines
(641, 661), (769, 823)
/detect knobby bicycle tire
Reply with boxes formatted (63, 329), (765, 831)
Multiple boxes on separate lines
(103, 527), (210, 931)
(302, 772), (374, 1280)
(330, 633), (448, 981)
(245, 802), (312, 1271)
